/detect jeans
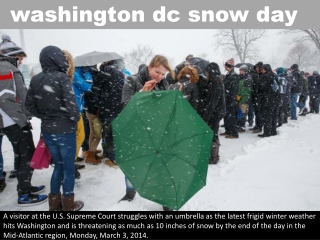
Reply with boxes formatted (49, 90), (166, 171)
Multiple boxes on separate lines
(125, 177), (135, 191)
(42, 133), (76, 197)
(0, 136), (3, 177)
(3, 124), (35, 196)
(290, 93), (299, 120)
(297, 95), (307, 110)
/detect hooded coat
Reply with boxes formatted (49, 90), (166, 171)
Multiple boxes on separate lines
(260, 64), (277, 106)
(0, 55), (31, 129)
(92, 61), (125, 122)
(25, 46), (79, 134)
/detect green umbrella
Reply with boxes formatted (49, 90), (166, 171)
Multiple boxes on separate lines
(112, 90), (213, 210)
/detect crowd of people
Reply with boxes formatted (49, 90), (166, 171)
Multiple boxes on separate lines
(0, 34), (319, 211)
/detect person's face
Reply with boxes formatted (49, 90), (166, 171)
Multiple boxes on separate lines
(224, 66), (232, 72)
(255, 66), (260, 73)
(240, 70), (245, 75)
(148, 64), (167, 82)
(11, 56), (24, 65)
(261, 68), (266, 74)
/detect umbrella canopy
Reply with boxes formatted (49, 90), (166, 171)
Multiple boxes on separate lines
(187, 57), (210, 74)
(73, 51), (124, 67)
(235, 62), (254, 69)
(112, 90), (213, 210)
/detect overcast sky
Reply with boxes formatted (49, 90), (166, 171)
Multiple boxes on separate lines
(2, 29), (292, 71)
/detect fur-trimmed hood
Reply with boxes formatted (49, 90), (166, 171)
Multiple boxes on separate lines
(63, 50), (74, 80)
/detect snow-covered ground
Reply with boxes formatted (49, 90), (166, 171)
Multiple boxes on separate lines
(0, 113), (319, 211)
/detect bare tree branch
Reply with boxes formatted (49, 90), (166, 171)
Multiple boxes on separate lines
(283, 41), (316, 70)
(284, 29), (320, 52)
(214, 29), (266, 63)
(123, 44), (155, 73)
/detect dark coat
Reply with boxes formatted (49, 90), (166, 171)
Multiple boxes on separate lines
(250, 71), (262, 105)
(260, 64), (278, 106)
(308, 75), (320, 94)
(224, 69), (239, 108)
(121, 66), (169, 108)
(291, 69), (303, 93)
(283, 75), (292, 104)
(198, 75), (225, 123)
(84, 68), (98, 115)
(92, 62), (125, 122)
(25, 46), (79, 134)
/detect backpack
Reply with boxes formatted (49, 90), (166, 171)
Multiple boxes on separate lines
(272, 75), (287, 94)
(276, 75), (287, 94)
(169, 81), (191, 100)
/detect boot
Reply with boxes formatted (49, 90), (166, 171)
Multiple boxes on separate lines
(85, 151), (101, 165)
(119, 190), (136, 202)
(105, 159), (118, 169)
(48, 192), (62, 211)
(0, 177), (6, 193)
(209, 142), (220, 164)
(94, 151), (104, 161)
(61, 194), (84, 211)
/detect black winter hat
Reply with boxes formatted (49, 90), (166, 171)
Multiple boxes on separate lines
(262, 64), (272, 72)
(290, 64), (299, 71)
(204, 62), (221, 76)
(254, 61), (263, 69)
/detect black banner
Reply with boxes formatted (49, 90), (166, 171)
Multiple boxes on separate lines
(1, 211), (319, 239)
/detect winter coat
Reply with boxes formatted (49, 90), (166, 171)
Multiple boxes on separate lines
(121, 66), (169, 108)
(301, 76), (309, 96)
(223, 69), (239, 109)
(283, 75), (292, 105)
(0, 55), (31, 129)
(25, 46), (79, 134)
(198, 75), (225, 123)
(237, 73), (253, 104)
(73, 67), (92, 113)
(251, 63), (263, 105)
(291, 69), (303, 93)
(260, 64), (278, 106)
(84, 68), (99, 114)
(308, 75), (320, 95)
(174, 76), (199, 111)
(92, 62), (125, 122)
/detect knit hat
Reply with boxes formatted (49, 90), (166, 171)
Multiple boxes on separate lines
(225, 58), (235, 68)
(0, 34), (26, 57)
(313, 71), (319, 76)
(204, 62), (221, 77)
(276, 67), (287, 74)
(239, 65), (248, 72)
(305, 72), (310, 76)
(262, 64), (272, 72)
(290, 64), (298, 71)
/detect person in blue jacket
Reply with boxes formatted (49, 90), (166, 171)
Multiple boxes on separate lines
(73, 67), (92, 165)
